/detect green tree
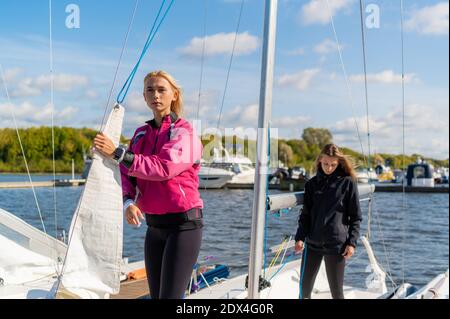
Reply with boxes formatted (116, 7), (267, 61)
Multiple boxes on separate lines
(302, 128), (333, 149)
(279, 142), (294, 167)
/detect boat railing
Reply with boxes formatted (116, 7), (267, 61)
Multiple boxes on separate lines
(267, 184), (375, 212)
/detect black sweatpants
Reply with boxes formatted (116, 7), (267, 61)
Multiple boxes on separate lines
(300, 247), (346, 299)
(144, 226), (202, 299)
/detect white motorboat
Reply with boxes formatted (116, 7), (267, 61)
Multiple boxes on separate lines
(198, 165), (234, 189)
(356, 169), (378, 184)
(198, 149), (255, 189)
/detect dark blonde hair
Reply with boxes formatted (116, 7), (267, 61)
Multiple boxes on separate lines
(144, 70), (183, 117)
(315, 144), (357, 180)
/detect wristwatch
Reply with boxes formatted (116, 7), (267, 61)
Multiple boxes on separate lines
(113, 146), (127, 163)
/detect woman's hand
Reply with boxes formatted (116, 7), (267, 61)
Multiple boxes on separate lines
(93, 133), (116, 158)
(342, 245), (355, 260)
(295, 241), (304, 254)
(125, 204), (145, 226)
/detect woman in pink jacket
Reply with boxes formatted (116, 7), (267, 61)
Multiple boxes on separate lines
(94, 70), (204, 299)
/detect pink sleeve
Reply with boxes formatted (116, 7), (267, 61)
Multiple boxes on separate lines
(127, 125), (202, 182)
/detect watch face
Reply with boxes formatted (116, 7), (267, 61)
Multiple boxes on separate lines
(114, 148), (124, 160)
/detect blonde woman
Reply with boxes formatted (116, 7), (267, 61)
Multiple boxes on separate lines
(94, 71), (203, 299)
(294, 144), (362, 299)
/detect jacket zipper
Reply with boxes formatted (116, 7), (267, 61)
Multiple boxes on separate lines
(152, 127), (161, 155)
(179, 184), (186, 198)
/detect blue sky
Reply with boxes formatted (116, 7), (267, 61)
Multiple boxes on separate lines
(0, 0), (448, 159)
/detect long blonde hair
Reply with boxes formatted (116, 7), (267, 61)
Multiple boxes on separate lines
(144, 70), (183, 117)
(315, 144), (357, 180)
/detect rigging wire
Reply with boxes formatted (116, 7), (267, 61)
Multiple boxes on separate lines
(99, 0), (140, 132)
(48, 0), (63, 276)
(399, 0), (407, 287)
(325, 0), (369, 170)
(215, 0), (245, 133)
(196, 0), (209, 121)
(0, 65), (49, 240)
(359, 0), (372, 171)
(203, 0), (245, 188)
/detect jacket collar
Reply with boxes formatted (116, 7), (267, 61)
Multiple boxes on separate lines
(316, 166), (345, 182)
(146, 112), (179, 129)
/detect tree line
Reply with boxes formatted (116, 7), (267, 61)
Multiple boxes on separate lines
(0, 127), (447, 174)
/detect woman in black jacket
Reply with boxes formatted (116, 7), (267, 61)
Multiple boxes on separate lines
(294, 144), (362, 299)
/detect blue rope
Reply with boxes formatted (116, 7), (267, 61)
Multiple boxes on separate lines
(116, 0), (175, 104)
(299, 243), (308, 299)
(268, 252), (294, 281)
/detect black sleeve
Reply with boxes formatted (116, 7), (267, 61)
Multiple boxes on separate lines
(295, 181), (313, 242)
(122, 176), (137, 204)
(346, 178), (363, 248)
(121, 151), (135, 169)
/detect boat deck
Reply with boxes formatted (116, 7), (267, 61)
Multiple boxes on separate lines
(111, 278), (149, 299)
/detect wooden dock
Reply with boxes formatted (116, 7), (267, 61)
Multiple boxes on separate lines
(222, 183), (448, 193)
(224, 183), (279, 190)
(375, 184), (449, 193)
(0, 179), (86, 189)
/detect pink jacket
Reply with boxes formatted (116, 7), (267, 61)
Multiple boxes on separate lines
(120, 114), (203, 215)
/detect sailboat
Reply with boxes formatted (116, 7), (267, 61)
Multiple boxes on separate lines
(189, 0), (448, 300)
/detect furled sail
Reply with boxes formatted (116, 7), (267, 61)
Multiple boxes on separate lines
(56, 104), (125, 299)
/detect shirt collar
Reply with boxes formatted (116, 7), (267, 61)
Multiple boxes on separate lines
(146, 112), (179, 129)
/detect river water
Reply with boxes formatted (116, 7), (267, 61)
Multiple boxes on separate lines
(0, 174), (448, 291)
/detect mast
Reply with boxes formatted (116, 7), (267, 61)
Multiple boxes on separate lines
(248, 0), (278, 299)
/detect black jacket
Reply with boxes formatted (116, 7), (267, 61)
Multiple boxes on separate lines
(294, 167), (362, 254)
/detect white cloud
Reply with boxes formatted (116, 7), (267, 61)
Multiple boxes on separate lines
(11, 78), (41, 97)
(0, 68), (23, 83)
(300, 0), (355, 25)
(277, 69), (320, 91)
(331, 104), (449, 159)
(314, 38), (340, 55)
(126, 91), (146, 113)
(35, 74), (88, 92)
(179, 32), (260, 58)
(85, 89), (99, 99)
(183, 90), (216, 119)
(285, 47), (306, 56)
(272, 116), (311, 128)
(10, 73), (88, 97)
(221, 103), (259, 127)
(406, 2), (449, 36)
(349, 70), (419, 85)
(0, 101), (78, 127)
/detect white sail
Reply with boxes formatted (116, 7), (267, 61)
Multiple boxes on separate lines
(56, 104), (125, 299)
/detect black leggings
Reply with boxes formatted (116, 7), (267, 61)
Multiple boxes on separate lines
(144, 226), (202, 299)
(300, 247), (346, 299)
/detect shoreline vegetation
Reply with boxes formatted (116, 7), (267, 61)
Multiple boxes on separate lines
(0, 127), (448, 174)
